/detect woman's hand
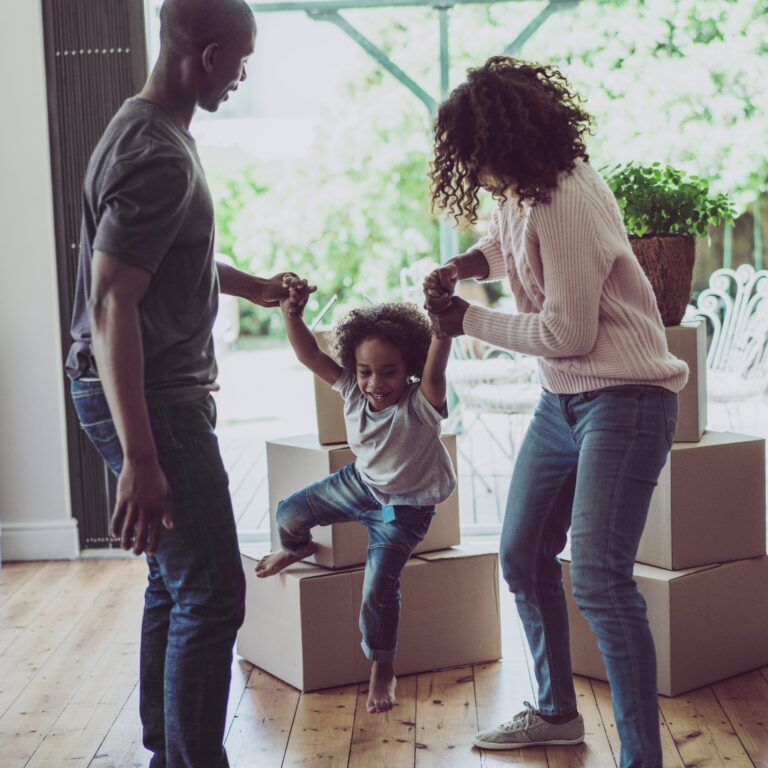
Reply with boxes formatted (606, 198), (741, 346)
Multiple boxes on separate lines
(423, 261), (460, 314)
(280, 274), (316, 318)
(429, 296), (469, 338)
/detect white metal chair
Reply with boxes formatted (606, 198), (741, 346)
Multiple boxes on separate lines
(685, 264), (768, 429)
(446, 338), (539, 475)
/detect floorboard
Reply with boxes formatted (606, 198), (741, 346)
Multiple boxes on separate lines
(0, 559), (764, 768)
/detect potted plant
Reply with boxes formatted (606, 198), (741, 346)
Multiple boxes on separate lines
(604, 162), (736, 325)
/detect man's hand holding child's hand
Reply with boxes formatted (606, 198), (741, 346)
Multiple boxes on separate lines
(280, 274), (317, 318)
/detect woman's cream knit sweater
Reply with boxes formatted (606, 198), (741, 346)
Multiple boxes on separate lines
(462, 159), (689, 394)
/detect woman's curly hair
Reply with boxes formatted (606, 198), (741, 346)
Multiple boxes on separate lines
(430, 56), (593, 225)
(333, 303), (432, 382)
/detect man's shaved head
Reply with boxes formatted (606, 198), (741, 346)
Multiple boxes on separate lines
(160, 0), (256, 55)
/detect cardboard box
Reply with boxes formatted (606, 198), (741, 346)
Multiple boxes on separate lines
(267, 433), (461, 569)
(637, 431), (766, 570)
(560, 553), (768, 696)
(313, 329), (347, 445)
(315, 323), (710, 445)
(237, 545), (501, 691)
(665, 321), (707, 442)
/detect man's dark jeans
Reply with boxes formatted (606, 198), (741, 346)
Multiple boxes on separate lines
(71, 379), (245, 768)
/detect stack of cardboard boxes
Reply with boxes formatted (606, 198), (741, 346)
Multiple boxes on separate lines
(561, 320), (768, 695)
(237, 331), (502, 692)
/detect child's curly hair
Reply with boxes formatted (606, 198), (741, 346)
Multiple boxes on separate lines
(430, 56), (593, 225)
(333, 303), (432, 382)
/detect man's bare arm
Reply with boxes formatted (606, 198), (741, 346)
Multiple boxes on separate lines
(216, 260), (290, 307)
(89, 250), (172, 555)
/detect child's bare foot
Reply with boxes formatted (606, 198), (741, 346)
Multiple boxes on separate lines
(255, 543), (316, 578)
(367, 661), (397, 714)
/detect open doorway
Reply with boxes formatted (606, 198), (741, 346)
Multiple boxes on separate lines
(142, 0), (522, 542)
(142, 0), (768, 546)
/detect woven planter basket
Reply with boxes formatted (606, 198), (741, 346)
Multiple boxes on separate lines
(629, 235), (695, 326)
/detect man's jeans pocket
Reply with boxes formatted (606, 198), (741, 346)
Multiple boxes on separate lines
(71, 380), (123, 476)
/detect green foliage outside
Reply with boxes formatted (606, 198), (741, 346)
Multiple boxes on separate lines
(603, 162), (737, 238)
(211, 94), (448, 336)
(209, 0), (768, 337)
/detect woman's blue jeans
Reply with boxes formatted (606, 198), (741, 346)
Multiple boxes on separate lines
(276, 463), (434, 663)
(500, 385), (678, 768)
(71, 379), (245, 768)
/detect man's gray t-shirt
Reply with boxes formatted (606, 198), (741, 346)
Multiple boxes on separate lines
(332, 371), (457, 506)
(66, 97), (218, 405)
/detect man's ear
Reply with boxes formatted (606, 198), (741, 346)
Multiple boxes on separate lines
(201, 42), (219, 73)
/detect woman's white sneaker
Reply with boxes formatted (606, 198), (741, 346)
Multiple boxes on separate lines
(473, 702), (585, 750)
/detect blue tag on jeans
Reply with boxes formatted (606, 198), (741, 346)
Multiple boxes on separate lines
(382, 504), (396, 523)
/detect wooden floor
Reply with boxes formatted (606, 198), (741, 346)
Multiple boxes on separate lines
(2, 559), (767, 767)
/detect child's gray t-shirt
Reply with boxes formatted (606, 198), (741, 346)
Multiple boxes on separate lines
(332, 371), (457, 507)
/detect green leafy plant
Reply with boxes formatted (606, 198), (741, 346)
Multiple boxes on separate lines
(603, 162), (736, 238)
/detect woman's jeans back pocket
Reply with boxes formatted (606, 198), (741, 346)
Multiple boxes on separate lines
(662, 391), (679, 449)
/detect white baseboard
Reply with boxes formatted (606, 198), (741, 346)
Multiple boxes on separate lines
(1, 518), (79, 562)
(79, 547), (135, 560)
(236, 530), (270, 544)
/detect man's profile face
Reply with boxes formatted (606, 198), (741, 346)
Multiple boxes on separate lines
(200, 25), (256, 112)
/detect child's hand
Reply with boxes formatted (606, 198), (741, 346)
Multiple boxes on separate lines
(280, 275), (316, 318)
(423, 265), (456, 314)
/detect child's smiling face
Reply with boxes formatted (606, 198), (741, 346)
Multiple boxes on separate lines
(354, 338), (409, 412)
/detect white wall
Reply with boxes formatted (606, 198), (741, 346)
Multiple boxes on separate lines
(0, 1), (79, 560)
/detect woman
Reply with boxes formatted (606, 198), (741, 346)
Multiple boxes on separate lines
(424, 56), (687, 768)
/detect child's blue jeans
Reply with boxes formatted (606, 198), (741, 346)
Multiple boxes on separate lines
(501, 385), (678, 768)
(276, 462), (435, 663)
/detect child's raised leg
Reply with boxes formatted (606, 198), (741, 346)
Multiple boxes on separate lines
(359, 505), (435, 713)
(255, 463), (374, 578)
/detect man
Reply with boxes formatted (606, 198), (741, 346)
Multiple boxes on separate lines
(66, 1), (280, 764)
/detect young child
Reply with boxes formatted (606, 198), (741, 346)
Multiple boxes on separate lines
(256, 275), (456, 714)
